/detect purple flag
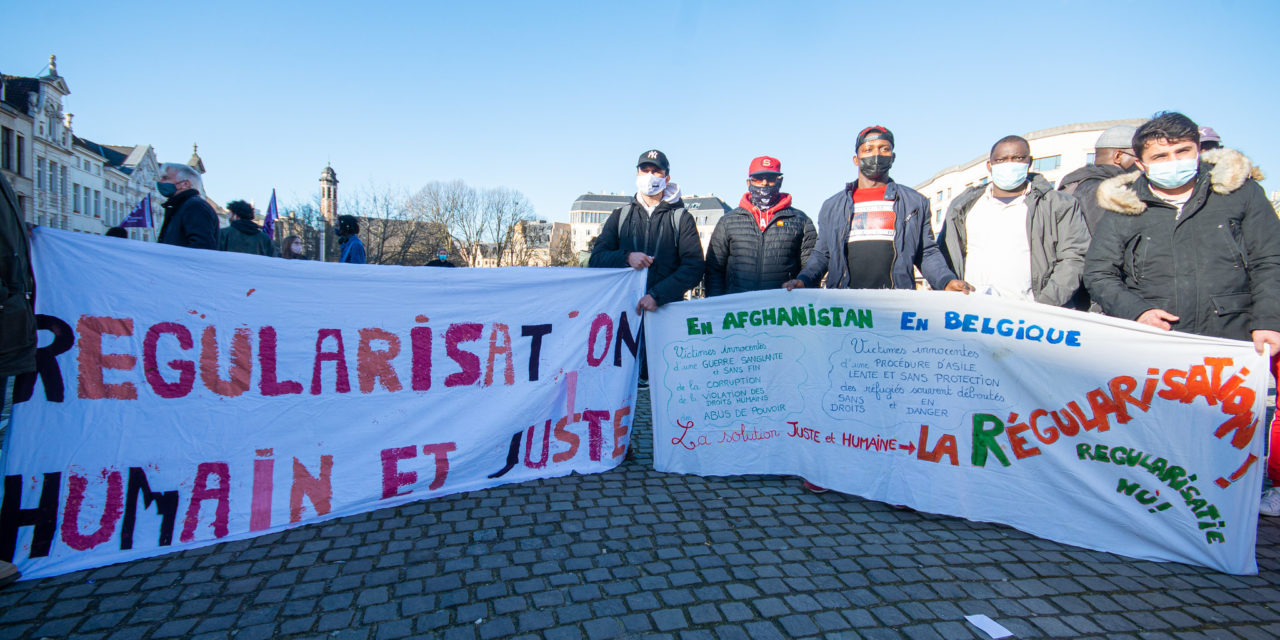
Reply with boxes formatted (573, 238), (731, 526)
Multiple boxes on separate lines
(264, 189), (278, 239)
(121, 193), (152, 228)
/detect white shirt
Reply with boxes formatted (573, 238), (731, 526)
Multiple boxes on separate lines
(1153, 188), (1193, 219)
(963, 186), (1034, 302)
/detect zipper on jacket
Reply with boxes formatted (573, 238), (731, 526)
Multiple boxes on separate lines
(1219, 223), (1248, 269)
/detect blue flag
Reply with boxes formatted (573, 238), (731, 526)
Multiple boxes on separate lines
(264, 189), (278, 239)
(121, 193), (152, 228)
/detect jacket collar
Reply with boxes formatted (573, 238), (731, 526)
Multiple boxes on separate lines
(1097, 148), (1263, 215)
(738, 193), (794, 219)
(162, 188), (200, 210)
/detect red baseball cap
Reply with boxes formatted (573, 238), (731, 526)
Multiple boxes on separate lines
(748, 156), (782, 177)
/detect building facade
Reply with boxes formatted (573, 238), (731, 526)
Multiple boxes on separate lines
(2, 55), (196, 240)
(0, 72), (34, 221)
(567, 192), (731, 256)
(914, 118), (1147, 233)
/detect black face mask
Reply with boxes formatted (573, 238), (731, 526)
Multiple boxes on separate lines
(858, 153), (895, 180)
(748, 182), (782, 210)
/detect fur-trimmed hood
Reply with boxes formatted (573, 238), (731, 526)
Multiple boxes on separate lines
(1096, 148), (1265, 215)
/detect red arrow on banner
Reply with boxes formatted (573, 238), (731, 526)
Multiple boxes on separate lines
(898, 441), (916, 455)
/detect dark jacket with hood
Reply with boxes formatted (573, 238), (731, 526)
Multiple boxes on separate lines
(0, 171), (36, 376)
(940, 174), (1091, 308)
(1059, 163), (1131, 232)
(704, 194), (816, 296)
(796, 180), (955, 290)
(589, 196), (705, 306)
(219, 218), (277, 257)
(157, 188), (218, 250)
(1084, 148), (1280, 341)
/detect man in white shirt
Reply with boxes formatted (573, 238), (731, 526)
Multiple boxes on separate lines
(939, 136), (1091, 308)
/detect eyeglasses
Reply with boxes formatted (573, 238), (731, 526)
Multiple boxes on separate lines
(748, 177), (780, 187)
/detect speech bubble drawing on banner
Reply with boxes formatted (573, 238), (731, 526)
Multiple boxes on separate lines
(658, 332), (807, 429)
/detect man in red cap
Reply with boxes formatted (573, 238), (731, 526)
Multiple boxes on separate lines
(784, 126), (969, 294)
(704, 156), (816, 296)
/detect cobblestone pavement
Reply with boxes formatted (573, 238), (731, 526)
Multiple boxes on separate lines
(3, 389), (1280, 640)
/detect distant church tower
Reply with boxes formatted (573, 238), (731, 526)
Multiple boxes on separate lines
(320, 164), (338, 225)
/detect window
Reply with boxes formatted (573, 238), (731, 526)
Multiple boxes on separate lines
(1032, 155), (1061, 172)
(1, 127), (12, 171)
(1086, 153), (1096, 165)
(37, 158), (45, 190)
(16, 135), (23, 176)
(94, 190), (101, 218)
(73, 183), (81, 211)
(979, 177), (989, 186)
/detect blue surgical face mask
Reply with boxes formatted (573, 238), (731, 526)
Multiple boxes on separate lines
(990, 162), (1029, 190)
(156, 182), (178, 197)
(1145, 156), (1199, 189)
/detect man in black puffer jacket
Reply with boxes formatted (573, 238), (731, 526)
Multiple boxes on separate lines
(218, 200), (277, 257)
(704, 156), (815, 296)
(1086, 112), (1280, 347)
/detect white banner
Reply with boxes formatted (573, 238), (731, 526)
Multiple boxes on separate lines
(648, 289), (1268, 574)
(2, 229), (646, 580)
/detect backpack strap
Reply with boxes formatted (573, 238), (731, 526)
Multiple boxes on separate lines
(670, 207), (686, 241)
(617, 203), (634, 233)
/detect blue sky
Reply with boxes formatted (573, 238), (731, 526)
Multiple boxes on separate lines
(4, 1), (1278, 220)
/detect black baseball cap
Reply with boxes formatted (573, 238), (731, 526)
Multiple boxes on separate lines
(637, 149), (670, 173)
(856, 126), (895, 151)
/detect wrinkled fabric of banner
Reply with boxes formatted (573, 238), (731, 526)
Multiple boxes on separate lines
(1, 229), (645, 580)
(649, 289), (1268, 574)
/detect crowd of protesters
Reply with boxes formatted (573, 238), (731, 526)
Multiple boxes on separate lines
(587, 112), (1280, 505)
(1, 110), (1278, 586)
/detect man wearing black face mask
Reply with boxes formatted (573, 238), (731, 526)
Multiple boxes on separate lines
(704, 156), (816, 296)
(784, 126), (968, 293)
(156, 162), (217, 250)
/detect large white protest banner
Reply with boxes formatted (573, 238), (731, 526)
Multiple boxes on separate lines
(648, 289), (1268, 574)
(1, 229), (645, 580)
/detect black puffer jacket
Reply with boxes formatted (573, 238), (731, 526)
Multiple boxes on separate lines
(704, 195), (815, 296)
(589, 197), (705, 306)
(1084, 148), (1280, 340)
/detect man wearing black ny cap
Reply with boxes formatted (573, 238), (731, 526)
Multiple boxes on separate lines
(785, 126), (967, 293)
(589, 149), (704, 314)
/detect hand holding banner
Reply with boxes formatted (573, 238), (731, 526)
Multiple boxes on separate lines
(648, 289), (1267, 574)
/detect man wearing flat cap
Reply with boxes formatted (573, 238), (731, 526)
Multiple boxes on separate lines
(704, 156), (816, 297)
(1059, 124), (1140, 233)
(784, 126), (967, 293)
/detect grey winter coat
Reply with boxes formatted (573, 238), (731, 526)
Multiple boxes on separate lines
(1059, 163), (1131, 233)
(940, 174), (1091, 307)
(1084, 148), (1280, 341)
(704, 201), (816, 296)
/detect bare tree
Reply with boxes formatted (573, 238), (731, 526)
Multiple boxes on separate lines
(482, 187), (534, 266)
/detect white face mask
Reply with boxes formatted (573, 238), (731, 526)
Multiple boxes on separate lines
(636, 173), (667, 197)
(990, 162), (1030, 191)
